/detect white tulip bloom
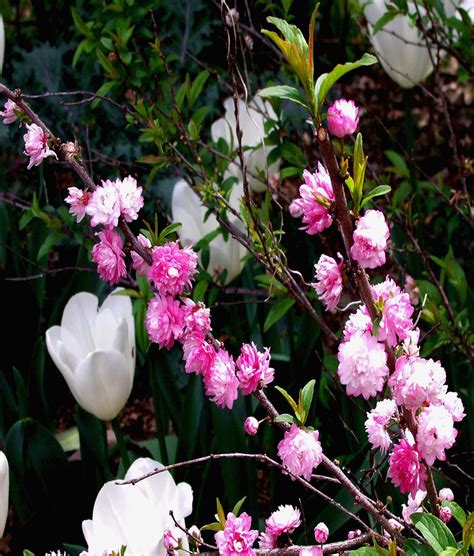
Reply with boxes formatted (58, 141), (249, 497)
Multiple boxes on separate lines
(0, 451), (8, 538)
(363, 1), (457, 88)
(172, 179), (247, 285)
(211, 96), (280, 192)
(82, 457), (193, 556)
(46, 290), (135, 421)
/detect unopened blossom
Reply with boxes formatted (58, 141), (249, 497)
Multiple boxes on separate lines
(439, 488), (454, 502)
(312, 254), (343, 312)
(244, 416), (259, 436)
(350, 210), (390, 269)
(91, 229), (127, 285)
(225, 8), (239, 26)
(163, 528), (180, 552)
(265, 505), (301, 537)
(204, 349), (239, 409)
(371, 278), (414, 346)
(146, 294), (185, 350)
(383, 519), (403, 538)
(130, 234), (152, 277)
(215, 512), (258, 556)
(277, 424), (323, 481)
(387, 438), (427, 496)
(347, 530), (362, 540)
(439, 506), (452, 524)
(416, 405), (457, 466)
(65, 187), (89, 223)
(440, 391), (466, 422)
(298, 164), (334, 235)
(182, 333), (216, 376)
(236, 342), (274, 395)
(86, 179), (122, 228)
(402, 490), (426, 525)
(288, 198), (304, 218)
(23, 123), (58, 169)
(314, 522), (329, 544)
(405, 275), (420, 305)
(149, 241), (198, 296)
(115, 175), (144, 222)
(1, 99), (19, 124)
(388, 356), (447, 411)
(327, 99), (359, 138)
(188, 525), (202, 545)
(365, 398), (397, 452)
(337, 331), (389, 400)
(182, 298), (211, 337)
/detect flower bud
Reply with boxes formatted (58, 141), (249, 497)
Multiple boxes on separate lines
(188, 525), (202, 544)
(163, 528), (180, 552)
(327, 99), (359, 138)
(244, 416), (259, 436)
(439, 506), (452, 524)
(439, 488), (454, 502)
(348, 529), (362, 540)
(314, 522), (329, 544)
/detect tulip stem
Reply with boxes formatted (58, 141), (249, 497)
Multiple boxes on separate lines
(111, 417), (131, 473)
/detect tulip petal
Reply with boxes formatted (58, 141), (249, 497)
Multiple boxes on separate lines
(61, 292), (98, 357)
(46, 326), (77, 389)
(100, 289), (135, 352)
(175, 482), (193, 520)
(0, 451), (8, 538)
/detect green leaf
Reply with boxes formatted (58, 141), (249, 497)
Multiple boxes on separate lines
(274, 386), (299, 415)
(23, 551), (35, 556)
(360, 185), (391, 208)
(442, 501), (466, 527)
(201, 522), (223, 532)
(37, 231), (65, 261)
(216, 497), (226, 527)
(300, 379), (316, 417)
(438, 549), (461, 556)
(258, 85), (308, 109)
(280, 166), (303, 179)
(462, 512), (474, 549)
(372, 10), (400, 35)
(71, 7), (94, 39)
(188, 71), (210, 107)
(316, 53), (377, 107)
(281, 142), (306, 167)
(412, 513), (457, 552)
(385, 150), (409, 178)
(263, 297), (295, 332)
(158, 222), (182, 243)
(273, 413), (296, 424)
(231, 496), (247, 517)
(403, 539), (436, 556)
(351, 548), (387, 555)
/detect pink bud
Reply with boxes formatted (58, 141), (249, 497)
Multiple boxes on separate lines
(439, 507), (452, 524)
(327, 99), (359, 138)
(163, 529), (179, 551)
(347, 529), (362, 540)
(439, 488), (454, 502)
(314, 522), (329, 544)
(244, 416), (259, 436)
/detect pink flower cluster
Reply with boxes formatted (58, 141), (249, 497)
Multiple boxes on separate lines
(387, 437), (427, 495)
(364, 399), (397, 453)
(327, 99), (359, 138)
(259, 505), (301, 548)
(149, 241), (198, 295)
(350, 210), (390, 269)
(91, 229), (127, 284)
(215, 512), (258, 556)
(236, 343), (274, 395)
(24, 123), (58, 169)
(311, 254), (343, 312)
(277, 424), (323, 481)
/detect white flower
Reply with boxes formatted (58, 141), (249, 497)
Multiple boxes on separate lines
(171, 179), (247, 285)
(82, 457), (193, 556)
(363, 1), (457, 88)
(0, 451), (8, 538)
(46, 290), (135, 421)
(211, 97), (280, 192)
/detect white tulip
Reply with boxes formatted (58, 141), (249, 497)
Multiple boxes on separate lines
(363, 1), (457, 88)
(0, 451), (8, 538)
(0, 15), (4, 75)
(172, 179), (247, 285)
(211, 96), (280, 192)
(82, 457), (193, 556)
(46, 290), (135, 421)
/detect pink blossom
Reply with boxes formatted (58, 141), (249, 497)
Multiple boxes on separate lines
(130, 233), (152, 277)
(182, 333), (216, 376)
(387, 438), (427, 496)
(298, 164), (334, 235)
(312, 254), (343, 312)
(146, 294), (185, 350)
(327, 99), (359, 138)
(149, 241), (198, 296)
(299, 548), (323, 556)
(439, 488), (454, 502)
(383, 519), (403, 539)
(388, 356), (447, 411)
(91, 229), (126, 284)
(277, 424), (323, 481)
(258, 532), (277, 549)
(163, 528), (180, 551)
(404, 275), (420, 305)
(115, 175), (144, 222)
(204, 349), (239, 409)
(215, 512), (258, 556)
(365, 399), (397, 452)
(1, 99), (19, 124)
(182, 298), (211, 337)
(343, 306), (372, 340)
(65, 187), (89, 223)
(371, 278), (414, 346)
(350, 210), (390, 269)
(337, 331), (389, 400)
(439, 506), (452, 524)
(289, 198), (304, 218)
(313, 522), (329, 544)
(440, 392), (465, 422)
(265, 505), (301, 537)
(86, 179), (121, 228)
(402, 328), (420, 358)
(347, 530), (362, 540)
(416, 405), (457, 466)
(402, 490), (426, 525)
(23, 123), (58, 169)
(244, 416), (259, 436)
(236, 343), (274, 395)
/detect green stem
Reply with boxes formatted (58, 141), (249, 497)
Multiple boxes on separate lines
(111, 417), (131, 473)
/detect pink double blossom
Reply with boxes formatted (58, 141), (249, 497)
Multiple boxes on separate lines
(149, 241), (198, 296)
(204, 349), (239, 409)
(277, 424), (323, 481)
(23, 123), (58, 169)
(440, 391), (465, 422)
(350, 210), (390, 269)
(215, 512), (258, 556)
(298, 164), (334, 235)
(115, 175), (144, 223)
(265, 505), (301, 538)
(327, 99), (359, 138)
(65, 187), (89, 223)
(182, 332), (216, 376)
(312, 254), (343, 312)
(236, 343), (274, 395)
(91, 229), (126, 284)
(86, 179), (122, 228)
(146, 294), (185, 349)
(182, 298), (211, 337)
(387, 438), (427, 496)
(1, 99), (19, 124)
(244, 416), (259, 436)
(364, 399), (397, 453)
(416, 405), (457, 466)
